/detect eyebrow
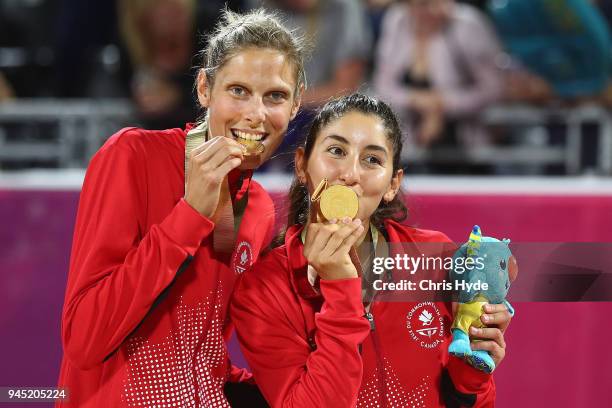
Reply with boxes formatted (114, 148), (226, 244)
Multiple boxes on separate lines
(324, 134), (389, 157)
(226, 80), (292, 94)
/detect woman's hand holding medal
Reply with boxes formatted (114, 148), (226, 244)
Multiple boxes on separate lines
(184, 136), (246, 219)
(303, 217), (364, 280)
(303, 178), (364, 281)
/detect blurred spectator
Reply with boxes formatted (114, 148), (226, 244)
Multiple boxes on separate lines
(54, 0), (243, 128)
(374, 0), (504, 151)
(118, 0), (197, 129)
(246, 0), (372, 107)
(489, 0), (612, 104)
(120, 0), (246, 129)
(364, 0), (395, 82)
(364, 0), (395, 49)
(488, 0), (612, 174)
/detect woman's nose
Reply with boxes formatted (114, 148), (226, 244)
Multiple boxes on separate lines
(338, 158), (360, 186)
(245, 97), (266, 126)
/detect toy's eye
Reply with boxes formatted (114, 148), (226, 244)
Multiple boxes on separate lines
(500, 259), (507, 270)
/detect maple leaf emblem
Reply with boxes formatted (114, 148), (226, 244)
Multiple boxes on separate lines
(419, 310), (434, 326)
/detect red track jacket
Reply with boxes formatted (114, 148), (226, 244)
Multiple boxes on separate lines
(57, 126), (274, 407)
(231, 220), (495, 407)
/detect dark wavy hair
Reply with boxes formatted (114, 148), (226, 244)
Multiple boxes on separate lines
(276, 93), (408, 246)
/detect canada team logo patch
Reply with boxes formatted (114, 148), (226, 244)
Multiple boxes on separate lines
(406, 302), (444, 349)
(232, 241), (253, 274)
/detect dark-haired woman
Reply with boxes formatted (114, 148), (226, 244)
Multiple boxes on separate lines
(231, 94), (512, 407)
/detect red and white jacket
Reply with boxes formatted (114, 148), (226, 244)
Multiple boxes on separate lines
(231, 220), (495, 407)
(57, 126), (274, 407)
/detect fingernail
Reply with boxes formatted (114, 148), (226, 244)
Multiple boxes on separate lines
(329, 218), (337, 224)
(470, 327), (479, 334)
(482, 315), (489, 322)
(353, 218), (362, 225)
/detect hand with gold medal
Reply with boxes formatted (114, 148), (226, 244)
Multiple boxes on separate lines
(302, 178), (365, 281)
(235, 136), (265, 170)
(184, 121), (265, 255)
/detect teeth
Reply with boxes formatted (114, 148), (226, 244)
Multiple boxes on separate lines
(233, 130), (264, 141)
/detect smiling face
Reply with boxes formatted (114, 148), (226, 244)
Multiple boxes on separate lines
(197, 47), (301, 168)
(296, 111), (403, 225)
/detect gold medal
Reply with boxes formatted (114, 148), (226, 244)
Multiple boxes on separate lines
(311, 178), (358, 221)
(237, 138), (265, 169)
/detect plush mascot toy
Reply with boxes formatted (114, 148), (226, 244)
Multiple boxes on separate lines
(448, 225), (518, 373)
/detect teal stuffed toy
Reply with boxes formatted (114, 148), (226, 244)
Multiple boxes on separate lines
(448, 225), (518, 373)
